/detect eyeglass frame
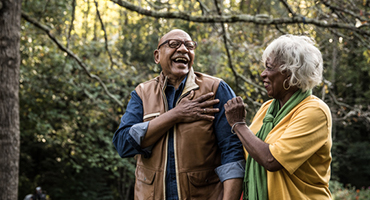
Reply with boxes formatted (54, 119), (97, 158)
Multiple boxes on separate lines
(157, 39), (197, 50)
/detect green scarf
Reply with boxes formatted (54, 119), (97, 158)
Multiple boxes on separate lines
(243, 89), (312, 200)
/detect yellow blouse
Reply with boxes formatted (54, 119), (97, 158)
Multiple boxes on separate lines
(247, 95), (332, 200)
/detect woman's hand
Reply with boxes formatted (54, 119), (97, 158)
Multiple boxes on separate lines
(224, 96), (247, 126)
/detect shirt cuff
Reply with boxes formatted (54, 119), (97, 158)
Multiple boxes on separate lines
(129, 121), (150, 145)
(128, 121), (154, 158)
(215, 159), (245, 182)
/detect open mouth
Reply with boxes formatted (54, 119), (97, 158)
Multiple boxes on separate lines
(173, 57), (189, 65)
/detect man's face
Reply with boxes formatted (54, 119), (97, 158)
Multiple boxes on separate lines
(154, 30), (195, 79)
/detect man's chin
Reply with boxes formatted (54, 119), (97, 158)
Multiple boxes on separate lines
(172, 67), (190, 76)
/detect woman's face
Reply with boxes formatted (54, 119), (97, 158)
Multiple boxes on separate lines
(260, 57), (289, 101)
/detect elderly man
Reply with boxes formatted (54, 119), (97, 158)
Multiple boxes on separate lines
(113, 29), (245, 200)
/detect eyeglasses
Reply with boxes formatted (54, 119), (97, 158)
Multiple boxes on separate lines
(157, 39), (197, 50)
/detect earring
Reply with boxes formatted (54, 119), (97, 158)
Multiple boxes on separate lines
(283, 79), (291, 90)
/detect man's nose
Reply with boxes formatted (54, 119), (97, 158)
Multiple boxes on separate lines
(177, 43), (189, 52)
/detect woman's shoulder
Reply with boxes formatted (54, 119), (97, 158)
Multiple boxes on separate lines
(301, 95), (330, 109)
(260, 99), (274, 109)
(295, 95), (331, 117)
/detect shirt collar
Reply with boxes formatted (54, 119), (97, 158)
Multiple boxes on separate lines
(176, 75), (187, 92)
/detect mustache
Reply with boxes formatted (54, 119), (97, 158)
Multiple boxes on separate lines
(172, 53), (190, 60)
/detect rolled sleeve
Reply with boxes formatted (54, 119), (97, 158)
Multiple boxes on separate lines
(215, 159), (246, 182)
(112, 90), (152, 158)
(129, 121), (150, 145)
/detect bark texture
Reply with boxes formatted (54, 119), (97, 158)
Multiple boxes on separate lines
(0, 0), (21, 199)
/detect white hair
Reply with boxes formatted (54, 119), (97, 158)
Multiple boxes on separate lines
(262, 35), (323, 92)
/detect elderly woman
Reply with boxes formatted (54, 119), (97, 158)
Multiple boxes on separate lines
(224, 35), (332, 200)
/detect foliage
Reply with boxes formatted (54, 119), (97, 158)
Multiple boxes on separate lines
(19, 0), (137, 199)
(17, 0), (370, 199)
(330, 180), (370, 200)
(320, 35), (370, 187)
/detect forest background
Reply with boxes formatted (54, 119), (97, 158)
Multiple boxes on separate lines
(1, 0), (370, 199)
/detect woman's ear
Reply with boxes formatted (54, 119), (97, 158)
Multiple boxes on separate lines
(154, 49), (160, 64)
(281, 69), (291, 78)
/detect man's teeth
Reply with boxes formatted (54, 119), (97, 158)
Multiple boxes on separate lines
(264, 82), (269, 86)
(175, 58), (187, 62)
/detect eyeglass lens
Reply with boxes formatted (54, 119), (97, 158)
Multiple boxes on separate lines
(168, 40), (196, 50)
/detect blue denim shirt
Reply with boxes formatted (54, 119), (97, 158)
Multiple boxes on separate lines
(113, 77), (245, 200)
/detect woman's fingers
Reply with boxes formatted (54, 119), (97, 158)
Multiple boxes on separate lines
(224, 97), (247, 125)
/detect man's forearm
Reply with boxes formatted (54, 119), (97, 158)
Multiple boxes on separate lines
(222, 178), (243, 200)
(141, 109), (178, 148)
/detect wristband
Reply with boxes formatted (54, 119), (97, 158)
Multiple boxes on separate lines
(231, 122), (246, 134)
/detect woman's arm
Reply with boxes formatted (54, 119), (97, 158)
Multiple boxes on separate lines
(224, 96), (283, 172)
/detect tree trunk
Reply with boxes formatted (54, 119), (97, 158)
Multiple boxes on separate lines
(0, 0), (21, 199)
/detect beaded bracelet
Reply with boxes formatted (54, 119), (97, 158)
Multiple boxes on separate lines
(231, 122), (246, 134)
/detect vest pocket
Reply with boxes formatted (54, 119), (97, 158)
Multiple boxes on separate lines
(187, 169), (221, 199)
(135, 165), (156, 199)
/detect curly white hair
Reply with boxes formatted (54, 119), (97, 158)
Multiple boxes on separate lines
(262, 35), (323, 92)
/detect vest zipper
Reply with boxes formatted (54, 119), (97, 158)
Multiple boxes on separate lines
(165, 74), (198, 199)
(175, 91), (191, 106)
(173, 90), (192, 200)
(161, 77), (169, 200)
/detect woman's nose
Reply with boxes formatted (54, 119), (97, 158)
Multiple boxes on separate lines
(260, 69), (267, 78)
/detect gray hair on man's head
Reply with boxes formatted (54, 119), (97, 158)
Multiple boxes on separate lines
(262, 35), (323, 92)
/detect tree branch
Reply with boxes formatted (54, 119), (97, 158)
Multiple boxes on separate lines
(323, 79), (370, 123)
(213, 0), (239, 88)
(213, 0), (261, 110)
(21, 12), (123, 107)
(144, 0), (171, 10)
(279, 0), (295, 16)
(278, 0), (304, 33)
(196, 0), (210, 15)
(94, 1), (117, 69)
(110, 0), (370, 36)
(67, 0), (76, 48)
(321, 0), (368, 22)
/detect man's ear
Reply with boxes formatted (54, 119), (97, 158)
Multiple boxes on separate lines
(154, 49), (160, 64)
